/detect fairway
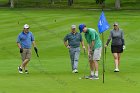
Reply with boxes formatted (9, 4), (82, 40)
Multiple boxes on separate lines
(0, 8), (140, 93)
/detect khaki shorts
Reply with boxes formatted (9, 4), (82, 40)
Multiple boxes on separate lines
(89, 47), (102, 61)
(21, 49), (31, 61)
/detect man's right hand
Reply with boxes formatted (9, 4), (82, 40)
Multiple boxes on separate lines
(20, 48), (23, 53)
(34, 47), (38, 53)
(67, 45), (70, 49)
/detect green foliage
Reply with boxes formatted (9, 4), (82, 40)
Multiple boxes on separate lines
(0, 0), (139, 9)
(95, 0), (105, 4)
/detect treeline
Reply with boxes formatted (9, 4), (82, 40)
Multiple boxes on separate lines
(1, 0), (139, 9)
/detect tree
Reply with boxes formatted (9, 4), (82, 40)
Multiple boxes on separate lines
(115, 0), (120, 9)
(50, 0), (54, 4)
(96, 0), (105, 4)
(68, 0), (73, 6)
(95, 0), (105, 8)
(9, 0), (14, 8)
(96, 0), (121, 9)
(48, 0), (54, 4)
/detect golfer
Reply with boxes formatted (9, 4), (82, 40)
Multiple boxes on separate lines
(17, 24), (38, 74)
(79, 24), (102, 79)
(64, 25), (85, 73)
(105, 22), (125, 72)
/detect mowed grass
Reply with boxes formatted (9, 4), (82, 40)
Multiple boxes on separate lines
(0, 8), (140, 93)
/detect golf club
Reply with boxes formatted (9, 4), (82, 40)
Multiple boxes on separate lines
(79, 48), (89, 79)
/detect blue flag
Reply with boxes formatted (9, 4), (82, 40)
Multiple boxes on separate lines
(98, 11), (110, 33)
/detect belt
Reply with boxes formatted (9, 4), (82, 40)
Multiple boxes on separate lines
(70, 46), (80, 48)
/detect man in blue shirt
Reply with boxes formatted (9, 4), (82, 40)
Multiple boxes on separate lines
(17, 24), (37, 74)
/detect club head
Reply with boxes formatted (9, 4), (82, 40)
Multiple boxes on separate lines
(79, 76), (89, 79)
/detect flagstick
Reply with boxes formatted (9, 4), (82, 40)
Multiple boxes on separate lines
(102, 33), (105, 83)
(102, 5), (105, 84)
(98, 8), (109, 83)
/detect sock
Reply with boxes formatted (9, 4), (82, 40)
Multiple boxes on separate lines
(91, 71), (94, 76)
(95, 71), (98, 76)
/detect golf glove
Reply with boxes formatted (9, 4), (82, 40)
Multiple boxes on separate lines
(34, 47), (38, 53)
(83, 46), (86, 49)
(88, 49), (92, 56)
(123, 45), (126, 50)
(20, 48), (23, 53)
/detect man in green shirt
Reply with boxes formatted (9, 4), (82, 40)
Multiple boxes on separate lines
(79, 24), (102, 79)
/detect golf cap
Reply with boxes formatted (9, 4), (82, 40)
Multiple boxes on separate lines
(113, 22), (118, 26)
(24, 24), (29, 29)
(79, 24), (86, 33)
(71, 25), (76, 29)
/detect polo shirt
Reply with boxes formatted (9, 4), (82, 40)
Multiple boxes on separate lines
(64, 32), (82, 48)
(17, 31), (35, 49)
(85, 28), (102, 50)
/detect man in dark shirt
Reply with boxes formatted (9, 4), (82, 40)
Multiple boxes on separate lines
(64, 25), (85, 73)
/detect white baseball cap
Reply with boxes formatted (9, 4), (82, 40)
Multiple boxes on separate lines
(71, 25), (76, 29)
(113, 22), (118, 26)
(24, 24), (29, 29)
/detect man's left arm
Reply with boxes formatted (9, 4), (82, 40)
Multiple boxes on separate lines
(80, 34), (85, 49)
(32, 41), (36, 48)
(90, 40), (95, 50)
(31, 33), (38, 53)
(90, 31), (95, 50)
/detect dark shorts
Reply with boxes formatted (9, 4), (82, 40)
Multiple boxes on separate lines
(111, 45), (123, 53)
